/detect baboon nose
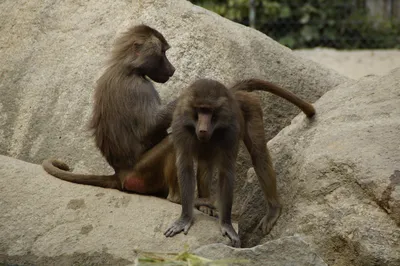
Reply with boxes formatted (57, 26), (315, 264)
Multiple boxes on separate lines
(197, 131), (209, 142)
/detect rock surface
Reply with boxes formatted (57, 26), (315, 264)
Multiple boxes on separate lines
(0, 0), (348, 206)
(0, 155), (235, 265)
(240, 68), (400, 265)
(194, 236), (327, 266)
(2, 0), (379, 265)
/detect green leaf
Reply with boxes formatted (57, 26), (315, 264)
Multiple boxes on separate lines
(300, 25), (320, 41)
(323, 28), (337, 40)
(280, 6), (291, 18)
(300, 13), (310, 24)
(327, 19), (335, 26)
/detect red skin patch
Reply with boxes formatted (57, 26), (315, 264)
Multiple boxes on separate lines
(123, 176), (147, 194)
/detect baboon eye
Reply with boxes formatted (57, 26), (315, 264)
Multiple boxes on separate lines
(211, 114), (216, 122)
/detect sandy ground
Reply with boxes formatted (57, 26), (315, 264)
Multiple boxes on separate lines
(293, 48), (400, 80)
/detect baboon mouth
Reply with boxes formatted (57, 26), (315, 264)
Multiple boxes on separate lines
(145, 75), (171, 83)
(197, 137), (210, 142)
(157, 75), (171, 83)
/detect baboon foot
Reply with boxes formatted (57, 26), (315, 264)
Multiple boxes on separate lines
(259, 204), (282, 234)
(221, 222), (241, 248)
(164, 216), (193, 237)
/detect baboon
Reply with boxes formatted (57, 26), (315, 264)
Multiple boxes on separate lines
(42, 24), (177, 195)
(164, 78), (315, 247)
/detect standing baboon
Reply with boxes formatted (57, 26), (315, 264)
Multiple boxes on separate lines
(164, 78), (315, 247)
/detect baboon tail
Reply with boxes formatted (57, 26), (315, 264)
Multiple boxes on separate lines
(231, 78), (316, 118)
(42, 159), (121, 190)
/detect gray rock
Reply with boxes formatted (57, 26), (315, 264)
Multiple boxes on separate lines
(194, 235), (327, 266)
(0, 0), (348, 205)
(0, 155), (234, 266)
(241, 68), (400, 265)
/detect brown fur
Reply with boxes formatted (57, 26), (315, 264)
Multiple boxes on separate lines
(164, 78), (315, 248)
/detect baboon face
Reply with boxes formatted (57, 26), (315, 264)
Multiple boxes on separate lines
(181, 79), (238, 143)
(112, 25), (176, 83)
(141, 47), (175, 83)
(195, 108), (215, 142)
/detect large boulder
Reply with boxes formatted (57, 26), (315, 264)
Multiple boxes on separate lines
(240, 68), (400, 265)
(0, 0), (348, 183)
(0, 155), (235, 265)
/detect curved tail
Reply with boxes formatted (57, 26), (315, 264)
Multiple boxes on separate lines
(42, 159), (121, 190)
(231, 79), (316, 118)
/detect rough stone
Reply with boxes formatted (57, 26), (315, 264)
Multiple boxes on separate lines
(241, 68), (400, 265)
(0, 155), (235, 266)
(0, 0), (359, 265)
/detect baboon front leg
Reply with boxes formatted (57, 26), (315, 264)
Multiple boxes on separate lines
(164, 151), (195, 237)
(218, 155), (241, 248)
(242, 101), (282, 234)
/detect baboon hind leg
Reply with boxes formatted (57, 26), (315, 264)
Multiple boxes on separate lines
(237, 92), (282, 234)
(196, 159), (218, 217)
(166, 150), (218, 214)
(128, 135), (217, 211)
(123, 136), (174, 196)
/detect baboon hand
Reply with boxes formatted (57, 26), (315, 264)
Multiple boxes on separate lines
(164, 216), (193, 237)
(221, 223), (241, 248)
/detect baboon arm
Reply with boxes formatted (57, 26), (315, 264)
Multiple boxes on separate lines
(145, 98), (178, 138)
(157, 98), (178, 128)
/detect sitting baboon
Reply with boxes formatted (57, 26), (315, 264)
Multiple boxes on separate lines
(42, 24), (216, 211)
